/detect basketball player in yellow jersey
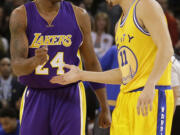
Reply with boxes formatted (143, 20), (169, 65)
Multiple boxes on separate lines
(50, 0), (174, 135)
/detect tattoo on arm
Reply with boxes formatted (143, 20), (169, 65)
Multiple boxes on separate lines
(9, 7), (37, 76)
(10, 8), (28, 61)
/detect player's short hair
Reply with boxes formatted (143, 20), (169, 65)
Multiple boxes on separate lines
(0, 107), (17, 119)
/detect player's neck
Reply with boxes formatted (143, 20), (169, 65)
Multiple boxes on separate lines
(119, 0), (134, 16)
(35, 0), (60, 12)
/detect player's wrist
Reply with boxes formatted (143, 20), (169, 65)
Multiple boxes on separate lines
(101, 104), (110, 112)
(145, 80), (156, 87)
(78, 70), (84, 81)
(144, 81), (156, 92)
(32, 57), (40, 67)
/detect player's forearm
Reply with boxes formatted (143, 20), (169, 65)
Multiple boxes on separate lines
(80, 68), (122, 84)
(146, 45), (173, 85)
(94, 88), (109, 111)
(12, 57), (37, 76)
(83, 56), (103, 72)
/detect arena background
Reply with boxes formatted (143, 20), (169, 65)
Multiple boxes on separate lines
(0, 0), (179, 135)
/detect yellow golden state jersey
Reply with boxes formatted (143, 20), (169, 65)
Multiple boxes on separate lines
(115, 0), (172, 92)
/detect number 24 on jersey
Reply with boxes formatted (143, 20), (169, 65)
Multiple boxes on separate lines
(35, 52), (65, 75)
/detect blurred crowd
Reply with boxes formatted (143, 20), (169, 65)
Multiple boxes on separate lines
(0, 0), (179, 135)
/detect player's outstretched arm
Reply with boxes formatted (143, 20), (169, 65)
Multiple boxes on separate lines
(10, 6), (48, 76)
(136, 0), (174, 116)
(51, 64), (122, 85)
(81, 68), (122, 84)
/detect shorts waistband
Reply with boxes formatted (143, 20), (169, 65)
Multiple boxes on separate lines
(129, 85), (172, 93)
(27, 83), (78, 91)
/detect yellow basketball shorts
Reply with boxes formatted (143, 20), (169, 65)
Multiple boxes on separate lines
(110, 86), (174, 135)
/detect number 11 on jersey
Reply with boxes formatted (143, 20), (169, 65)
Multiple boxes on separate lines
(120, 50), (128, 66)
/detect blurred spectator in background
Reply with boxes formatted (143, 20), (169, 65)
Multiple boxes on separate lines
(0, 5), (10, 42)
(157, 0), (179, 47)
(78, 0), (105, 16)
(177, 17), (180, 39)
(79, 2), (86, 9)
(0, 36), (8, 59)
(93, 46), (120, 135)
(171, 56), (180, 135)
(0, 0), (5, 5)
(0, 58), (13, 106)
(9, 83), (24, 119)
(97, 2), (122, 36)
(0, 57), (25, 111)
(91, 12), (113, 58)
(67, 0), (81, 5)
(78, 0), (95, 31)
(168, 0), (180, 17)
(175, 17), (180, 58)
(13, 0), (28, 8)
(0, 0), (28, 42)
(80, 0), (94, 16)
(4, 0), (27, 11)
(0, 107), (20, 135)
(0, 5), (5, 33)
(0, 6), (9, 55)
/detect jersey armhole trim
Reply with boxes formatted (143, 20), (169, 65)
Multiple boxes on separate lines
(120, 15), (128, 27)
(120, 0), (136, 28)
(133, 1), (150, 36)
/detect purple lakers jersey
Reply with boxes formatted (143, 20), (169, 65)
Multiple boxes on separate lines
(19, 1), (83, 89)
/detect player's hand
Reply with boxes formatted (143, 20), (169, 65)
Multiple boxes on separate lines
(34, 46), (48, 66)
(98, 109), (111, 128)
(137, 84), (155, 116)
(50, 64), (81, 85)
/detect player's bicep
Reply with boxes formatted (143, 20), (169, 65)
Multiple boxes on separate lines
(138, 0), (172, 49)
(79, 32), (97, 64)
(10, 7), (29, 61)
(78, 10), (97, 63)
(10, 30), (28, 60)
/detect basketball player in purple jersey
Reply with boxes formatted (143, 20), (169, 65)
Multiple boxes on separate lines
(9, 0), (111, 135)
